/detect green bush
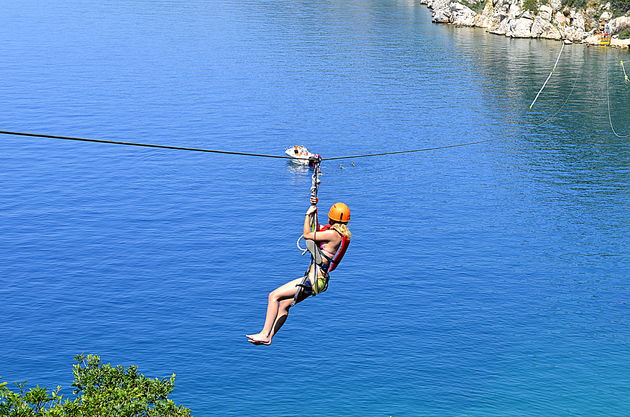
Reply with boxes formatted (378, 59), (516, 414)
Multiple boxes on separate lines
(459, 0), (486, 13)
(611, 0), (630, 14)
(471, 0), (487, 13)
(524, 0), (538, 12)
(619, 28), (630, 39)
(0, 355), (191, 417)
(561, 0), (587, 8)
(568, 0), (630, 12)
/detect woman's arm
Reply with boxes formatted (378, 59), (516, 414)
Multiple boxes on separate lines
(302, 197), (335, 241)
(303, 196), (320, 236)
(303, 229), (336, 242)
(303, 207), (337, 241)
(304, 205), (317, 236)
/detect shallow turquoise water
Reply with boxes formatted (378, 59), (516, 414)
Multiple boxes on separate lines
(1, 0), (629, 416)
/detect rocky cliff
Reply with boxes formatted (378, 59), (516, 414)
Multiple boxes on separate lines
(421, 0), (630, 47)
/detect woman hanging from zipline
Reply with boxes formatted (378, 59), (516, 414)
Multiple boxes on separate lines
(246, 197), (351, 345)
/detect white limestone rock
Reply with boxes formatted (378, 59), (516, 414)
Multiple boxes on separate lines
(584, 33), (600, 44)
(611, 37), (630, 48)
(581, 8), (597, 31)
(571, 10), (586, 30)
(493, 17), (511, 34)
(562, 25), (585, 41)
(529, 16), (546, 37)
(609, 16), (630, 35)
(600, 11), (612, 21)
(497, 2), (510, 15)
(522, 11), (535, 20)
(543, 25), (563, 39)
(423, 0), (612, 44)
(508, 3), (522, 18)
(549, 0), (562, 11)
(554, 10), (568, 26)
(539, 5), (553, 21)
(531, 16), (562, 39)
(432, 0), (453, 23)
(451, 3), (477, 26)
(474, 2), (498, 28)
(511, 17), (534, 37)
(421, 0), (435, 8)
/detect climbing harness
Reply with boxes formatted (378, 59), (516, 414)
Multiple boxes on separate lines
(530, 43), (565, 110)
(311, 225), (350, 273)
(293, 186), (351, 303)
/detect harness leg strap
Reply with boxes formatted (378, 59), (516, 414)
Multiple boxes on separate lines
(292, 272), (312, 306)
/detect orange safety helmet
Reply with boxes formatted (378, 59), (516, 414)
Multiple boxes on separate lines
(328, 203), (351, 223)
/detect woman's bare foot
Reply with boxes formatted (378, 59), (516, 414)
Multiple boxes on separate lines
(248, 337), (271, 346)
(246, 333), (271, 344)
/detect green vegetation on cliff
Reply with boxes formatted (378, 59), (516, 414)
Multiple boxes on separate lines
(611, 0), (630, 14)
(561, 0), (587, 9)
(0, 355), (191, 417)
(561, 0), (629, 14)
(460, 0), (487, 13)
(524, 0), (540, 12)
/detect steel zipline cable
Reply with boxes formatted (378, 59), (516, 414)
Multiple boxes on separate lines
(0, 129), (497, 161)
(0, 130), (290, 159)
(324, 138), (499, 160)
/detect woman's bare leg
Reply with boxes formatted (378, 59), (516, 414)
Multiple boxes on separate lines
(269, 297), (298, 340)
(248, 295), (308, 345)
(246, 277), (304, 344)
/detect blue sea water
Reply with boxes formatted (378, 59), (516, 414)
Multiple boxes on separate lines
(1, 0), (629, 415)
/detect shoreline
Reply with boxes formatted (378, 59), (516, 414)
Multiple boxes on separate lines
(420, 0), (630, 48)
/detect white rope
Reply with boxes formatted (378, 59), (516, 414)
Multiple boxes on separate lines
(529, 43), (565, 109)
(621, 60), (629, 83)
(532, 60), (584, 128)
(606, 57), (629, 138)
(296, 235), (308, 254)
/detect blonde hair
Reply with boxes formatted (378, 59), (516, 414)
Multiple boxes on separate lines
(331, 223), (352, 240)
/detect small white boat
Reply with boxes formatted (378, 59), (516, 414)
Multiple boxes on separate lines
(285, 145), (319, 164)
